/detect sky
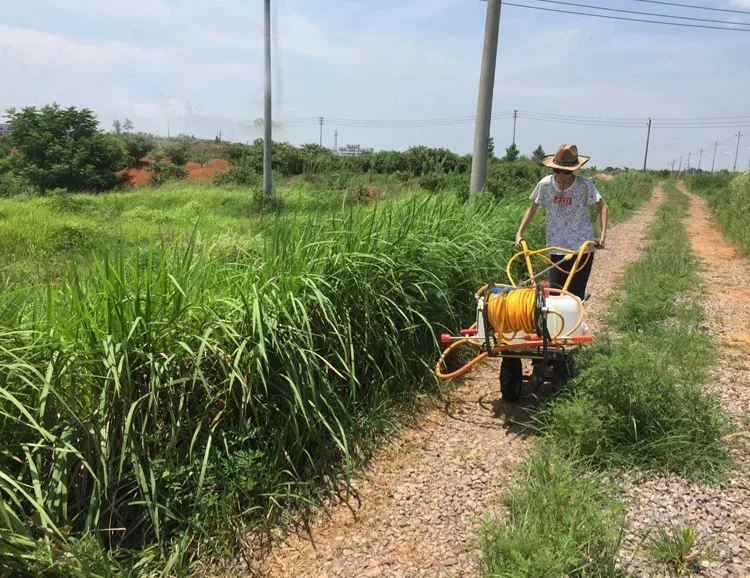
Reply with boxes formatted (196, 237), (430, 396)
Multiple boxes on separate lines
(1, 0), (750, 170)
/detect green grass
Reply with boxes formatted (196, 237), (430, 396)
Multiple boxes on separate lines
(539, 182), (729, 477)
(479, 448), (625, 578)
(686, 171), (750, 256)
(644, 524), (707, 575)
(479, 181), (729, 578)
(0, 170), (655, 576)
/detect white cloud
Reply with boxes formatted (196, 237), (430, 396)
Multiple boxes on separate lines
(0, 26), (159, 67)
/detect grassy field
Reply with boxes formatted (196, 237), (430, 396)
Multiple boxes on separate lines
(479, 181), (729, 578)
(0, 170), (655, 576)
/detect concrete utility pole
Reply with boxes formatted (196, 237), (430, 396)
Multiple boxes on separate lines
(698, 148), (703, 171)
(512, 109), (518, 145)
(319, 117), (324, 147)
(733, 132), (742, 172)
(687, 151), (691, 173)
(470, 0), (502, 194)
(334, 130), (338, 154)
(678, 156), (682, 175)
(263, 0), (272, 200)
(643, 118), (651, 172)
(712, 141), (718, 172)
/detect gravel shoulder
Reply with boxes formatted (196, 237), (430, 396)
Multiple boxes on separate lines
(251, 187), (664, 578)
(619, 182), (750, 578)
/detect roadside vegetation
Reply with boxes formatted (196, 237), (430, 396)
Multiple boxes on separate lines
(0, 103), (660, 576)
(687, 170), (750, 255)
(479, 182), (730, 577)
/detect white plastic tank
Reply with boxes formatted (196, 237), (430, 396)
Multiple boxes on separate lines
(545, 294), (586, 338)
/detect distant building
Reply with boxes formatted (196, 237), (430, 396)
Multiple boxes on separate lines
(0, 123), (9, 137)
(337, 144), (374, 157)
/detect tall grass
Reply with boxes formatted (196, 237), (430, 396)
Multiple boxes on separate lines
(0, 192), (528, 575)
(686, 171), (750, 256)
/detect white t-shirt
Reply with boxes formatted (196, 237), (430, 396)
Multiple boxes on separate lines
(529, 175), (602, 252)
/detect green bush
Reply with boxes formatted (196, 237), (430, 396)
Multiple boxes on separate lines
(3, 104), (128, 192)
(164, 141), (191, 166)
(146, 161), (188, 184)
(485, 158), (545, 199)
(0, 172), (33, 197)
(122, 132), (156, 165)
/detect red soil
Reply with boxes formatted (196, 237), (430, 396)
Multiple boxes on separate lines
(116, 158), (230, 187)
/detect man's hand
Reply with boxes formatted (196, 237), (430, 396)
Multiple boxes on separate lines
(515, 232), (523, 249)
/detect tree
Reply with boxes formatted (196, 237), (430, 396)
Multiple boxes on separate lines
(123, 133), (155, 166)
(112, 120), (122, 134)
(532, 145), (545, 163)
(503, 143), (520, 162)
(4, 104), (127, 192)
(123, 119), (134, 133)
(488, 137), (495, 159)
(165, 140), (191, 166)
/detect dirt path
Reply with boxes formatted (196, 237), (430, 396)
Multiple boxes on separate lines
(254, 188), (664, 578)
(620, 182), (750, 578)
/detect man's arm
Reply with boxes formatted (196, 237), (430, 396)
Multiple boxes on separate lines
(596, 199), (608, 248)
(515, 203), (539, 248)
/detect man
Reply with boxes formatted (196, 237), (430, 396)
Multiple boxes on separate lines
(514, 143), (608, 300)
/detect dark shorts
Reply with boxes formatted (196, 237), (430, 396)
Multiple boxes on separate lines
(549, 253), (594, 301)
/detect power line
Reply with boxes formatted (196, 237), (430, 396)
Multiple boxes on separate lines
(532, 0), (750, 27)
(502, 2), (750, 32)
(630, 0), (750, 16)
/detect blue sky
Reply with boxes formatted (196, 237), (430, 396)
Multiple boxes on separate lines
(2, 0), (749, 169)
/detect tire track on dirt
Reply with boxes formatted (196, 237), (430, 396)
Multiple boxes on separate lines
(251, 187), (664, 578)
(620, 182), (750, 578)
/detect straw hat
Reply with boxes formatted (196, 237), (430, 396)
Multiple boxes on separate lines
(541, 143), (590, 171)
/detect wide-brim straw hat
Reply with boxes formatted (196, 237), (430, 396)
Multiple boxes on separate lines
(541, 143), (590, 171)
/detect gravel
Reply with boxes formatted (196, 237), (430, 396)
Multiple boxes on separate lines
(250, 188), (750, 578)
(615, 184), (750, 578)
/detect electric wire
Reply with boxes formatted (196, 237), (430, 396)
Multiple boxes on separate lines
(532, 0), (750, 27)
(630, 0), (750, 16)
(502, 2), (750, 32)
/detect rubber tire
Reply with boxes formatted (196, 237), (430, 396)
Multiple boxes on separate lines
(500, 357), (523, 402)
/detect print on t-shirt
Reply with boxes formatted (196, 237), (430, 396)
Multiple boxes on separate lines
(529, 175), (602, 251)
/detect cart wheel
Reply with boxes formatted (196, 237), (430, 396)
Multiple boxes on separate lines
(561, 354), (576, 384)
(500, 357), (522, 402)
(530, 370), (543, 391)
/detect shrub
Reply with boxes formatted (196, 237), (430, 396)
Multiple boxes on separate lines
(0, 172), (33, 197)
(3, 104), (128, 192)
(146, 161), (188, 184)
(164, 141), (191, 166)
(485, 158), (544, 199)
(122, 132), (156, 165)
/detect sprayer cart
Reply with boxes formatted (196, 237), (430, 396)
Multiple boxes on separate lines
(435, 241), (597, 402)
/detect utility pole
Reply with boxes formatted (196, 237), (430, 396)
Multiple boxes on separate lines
(687, 151), (691, 173)
(712, 141), (718, 172)
(512, 109), (518, 145)
(334, 130), (338, 154)
(733, 132), (742, 172)
(319, 117), (324, 147)
(263, 0), (272, 200)
(470, 0), (502, 194)
(678, 156), (682, 175)
(643, 117), (651, 172)
(698, 148), (703, 171)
